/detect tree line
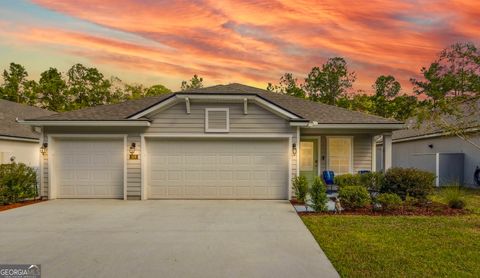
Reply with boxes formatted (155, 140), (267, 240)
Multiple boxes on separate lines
(267, 42), (480, 122)
(0, 64), (204, 112)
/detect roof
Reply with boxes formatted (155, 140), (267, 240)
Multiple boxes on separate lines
(393, 100), (480, 141)
(0, 99), (55, 140)
(26, 83), (401, 125)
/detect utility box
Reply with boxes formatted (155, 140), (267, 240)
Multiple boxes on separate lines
(410, 153), (464, 186)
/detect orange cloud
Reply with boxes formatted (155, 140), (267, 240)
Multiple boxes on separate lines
(9, 0), (480, 92)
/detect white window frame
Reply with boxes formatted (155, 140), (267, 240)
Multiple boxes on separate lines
(205, 108), (230, 133)
(326, 136), (354, 175)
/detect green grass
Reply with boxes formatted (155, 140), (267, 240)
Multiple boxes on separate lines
(301, 189), (480, 277)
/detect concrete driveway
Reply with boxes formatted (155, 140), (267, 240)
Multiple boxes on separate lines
(0, 200), (338, 278)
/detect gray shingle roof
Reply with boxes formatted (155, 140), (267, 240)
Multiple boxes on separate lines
(0, 99), (55, 140)
(27, 83), (401, 124)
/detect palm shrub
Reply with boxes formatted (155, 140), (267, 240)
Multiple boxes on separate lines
(309, 176), (328, 212)
(375, 193), (402, 211)
(338, 186), (371, 210)
(440, 185), (467, 209)
(292, 175), (308, 204)
(381, 167), (435, 201)
(0, 163), (37, 205)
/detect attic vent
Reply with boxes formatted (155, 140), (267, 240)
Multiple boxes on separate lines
(205, 108), (229, 132)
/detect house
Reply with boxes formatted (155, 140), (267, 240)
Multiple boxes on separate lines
(0, 99), (54, 166)
(376, 107), (480, 187)
(19, 83), (403, 200)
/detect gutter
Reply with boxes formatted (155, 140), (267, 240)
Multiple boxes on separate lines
(17, 119), (151, 127)
(290, 121), (404, 129)
(0, 135), (39, 143)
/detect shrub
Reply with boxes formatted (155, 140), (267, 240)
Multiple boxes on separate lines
(375, 193), (402, 211)
(359, 172), (384, 193)
(309, 176), (328, 212)
(0, 163), (37, 205)
(335, 173), (361, 187)
(441, 186), (467, 209)
(338, 186), (371, 210)
(292, 175), (309, 204)
(381, 167), (435, 201)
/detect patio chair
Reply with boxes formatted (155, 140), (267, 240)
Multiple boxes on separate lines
(322, 170), (335, 193)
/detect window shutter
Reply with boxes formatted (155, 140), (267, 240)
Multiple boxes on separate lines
(205, 108), (229, 132)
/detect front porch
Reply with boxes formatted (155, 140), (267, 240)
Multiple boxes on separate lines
(296, 128), (393, 185)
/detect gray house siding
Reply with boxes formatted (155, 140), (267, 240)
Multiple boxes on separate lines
(40, 101), (298, 199)
(377, 134), (480, 186)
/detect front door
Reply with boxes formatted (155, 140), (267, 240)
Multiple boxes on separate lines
(299, 139), (318, 182)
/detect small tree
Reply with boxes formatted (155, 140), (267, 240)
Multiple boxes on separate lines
(309, 177), (328, 212)
(181, 74), (204, 91)
(292, 175), (309, 207)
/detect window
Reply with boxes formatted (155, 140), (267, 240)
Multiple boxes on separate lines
(205, 108), (229, 132)
(327, 137), (353, 174)
(300, 141), (314, 171)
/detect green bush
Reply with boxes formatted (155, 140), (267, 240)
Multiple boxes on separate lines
(292, 175), (309, 204)
(359, 172), (384, 193)
(309, 176), (328, 212)
(338, 186), (371, 210)
(335, 174), (361, 187)
(0, 163), (37, 205)
(441, 186), (467, 209)
(381, 167), (435, 201)
(375, 193), (402, 211)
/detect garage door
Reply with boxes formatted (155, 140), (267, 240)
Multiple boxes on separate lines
(147, 139), (289, 199)
(55, 138), (124, 198)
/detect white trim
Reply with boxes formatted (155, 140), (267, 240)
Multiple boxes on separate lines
(39, 129), (44, 198)
(143, 133), (293, 138)
(0, 135), (39, 143)
(288, 136), (292, 200)
(142, 133), (293, 200)
(128, 94), (300, 120)
(205, 108), (230, 133)
(18, 120), (150, 127)
(123, 135), (127, 200)
(326, 136), (354, 175)
(46, 134), (127, 200)
(243, 98), (248, 115)
(390, 127), (480, 144)
(300, 136), (321, 176)
(141, 134), (147, 200)
(185, 97), (191, 114)
(371, 135), (377, 172)
(296, 127), (300, 177)
(298, 123), (404, 129)
(435, 153), (440, 187)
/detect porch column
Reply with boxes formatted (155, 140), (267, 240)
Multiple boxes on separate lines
(382, 133), (392, 171)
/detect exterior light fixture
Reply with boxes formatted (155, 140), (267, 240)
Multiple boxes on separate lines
(129, 142), (136, 155)
(129, 143), (139, 160)
(428, 144), (434, 149)
(292, 143), (297, 156)
(40, 143), (48, 155)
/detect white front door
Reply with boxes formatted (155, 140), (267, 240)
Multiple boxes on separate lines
(55, 138), (124, 198)
(146, 138), (289, 199)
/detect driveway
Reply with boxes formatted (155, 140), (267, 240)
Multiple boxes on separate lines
(0, 200), (338, 278)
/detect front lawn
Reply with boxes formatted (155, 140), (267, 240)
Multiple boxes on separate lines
(301, 188), (480, 277)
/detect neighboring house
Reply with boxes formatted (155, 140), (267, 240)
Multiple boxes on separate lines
(20, 83), (402, 200)
(376, 110), (480, 187)
(0, 99), (55, 166)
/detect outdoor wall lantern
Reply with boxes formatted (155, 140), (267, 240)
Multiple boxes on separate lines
(292, 143), (297, 156)
(129, 142), (138, 160)
(428, 144), (434, 149)
(40, 143), (48, 156)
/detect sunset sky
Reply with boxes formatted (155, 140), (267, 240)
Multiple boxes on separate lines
(1, 0), (479, 93)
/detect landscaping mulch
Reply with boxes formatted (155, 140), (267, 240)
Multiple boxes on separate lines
(0, 199), (46, 212)
(293, 200), (467, 216)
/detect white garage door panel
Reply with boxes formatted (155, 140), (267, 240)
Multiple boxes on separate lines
(56, 139), (124, 198)
(147, 139), (289, 199)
